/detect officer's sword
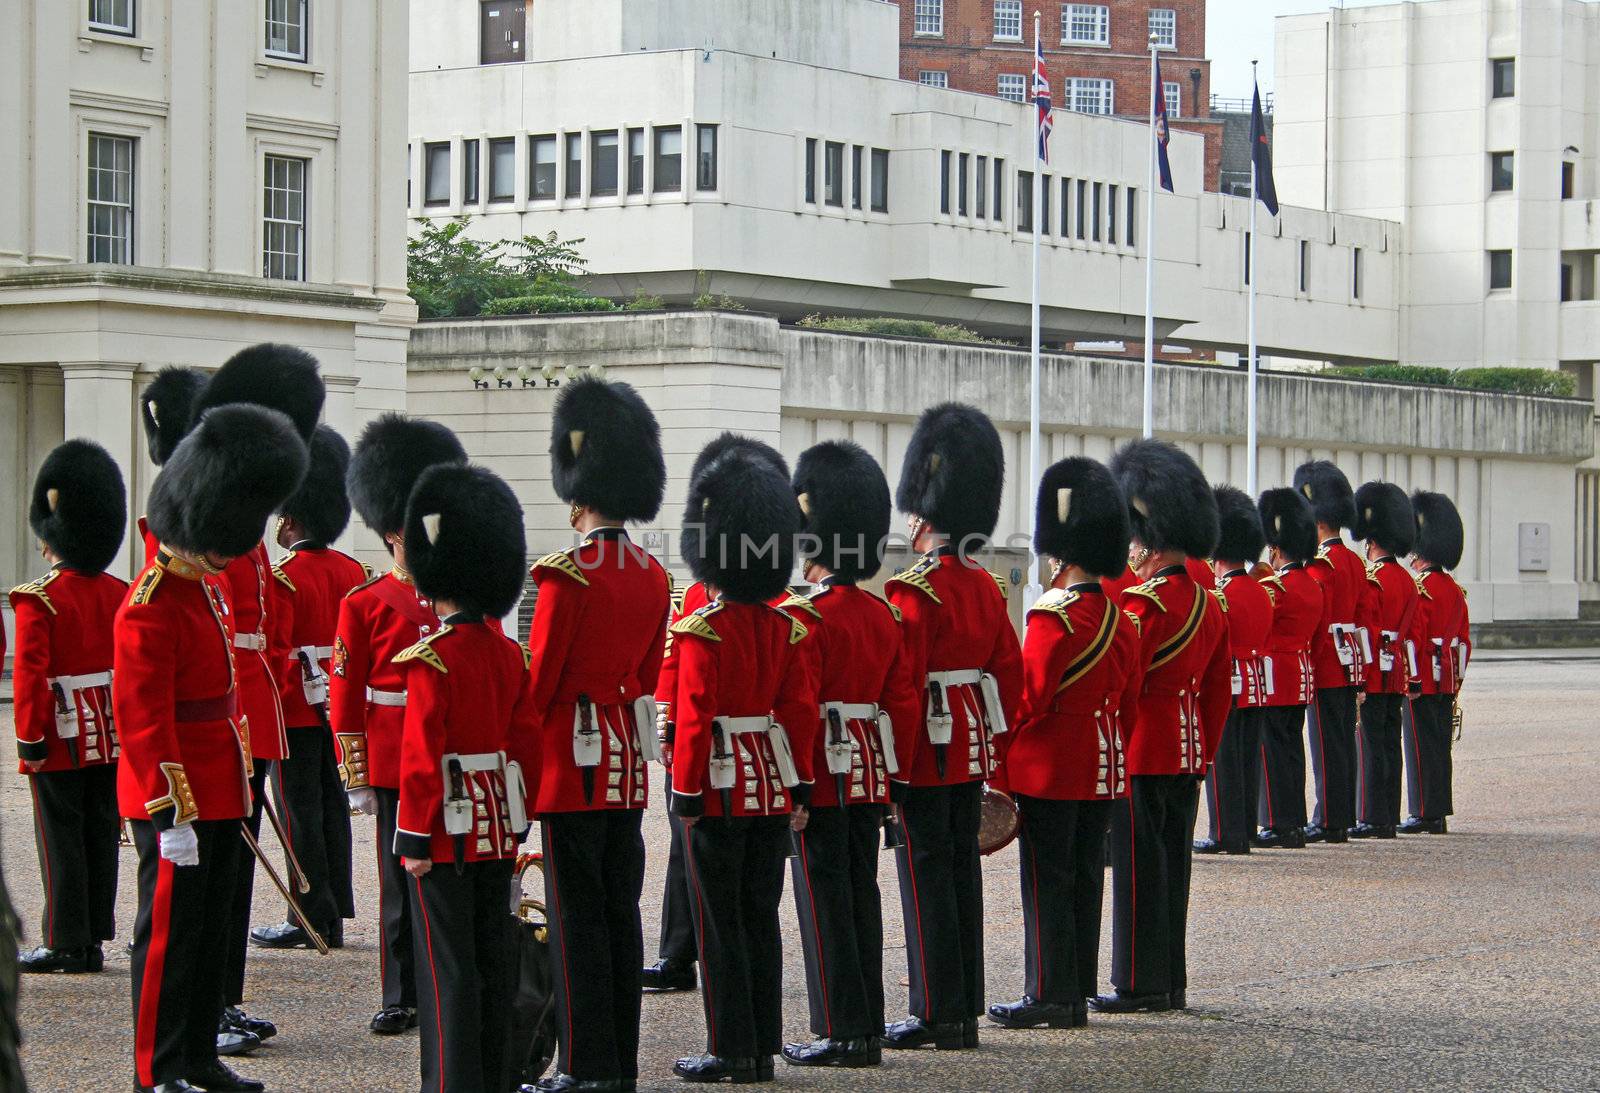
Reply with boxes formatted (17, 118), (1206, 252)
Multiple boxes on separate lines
(241, 823), (329, 955)
(258, 793), (311, 895)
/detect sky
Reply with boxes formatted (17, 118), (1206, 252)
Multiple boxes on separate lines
(1207, 0), (1402, 101)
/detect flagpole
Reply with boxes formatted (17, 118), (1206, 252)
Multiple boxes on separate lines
(1026, 7), (1044, 610)
(1142, 33), (1159, 439)
(1247, 62), (1261, 496)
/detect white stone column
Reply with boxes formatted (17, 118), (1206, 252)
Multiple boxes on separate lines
(60, 361), (139, 580)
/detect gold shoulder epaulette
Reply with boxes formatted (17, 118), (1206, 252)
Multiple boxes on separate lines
(779, 592), (822, 619)
(1454, 575), (1468, 600)
(1029, 588), (1079, 630)
(1258, 573), (1286, 594)
(670, 587), (687, 615)
(1123, 609), (1143, 635)
(865, 588), (903, 623)
(349, 570), (386, 595)
(522, 644), (533, 670)
(887, 556), (941, 604)
(360, 562), (375, 580)
(128, 566), (164, 607)
(9, 571), (61, 614)
(989, 570), (1008, 599)
(1414, 573), (1433, 599)
(394, 625), (452, 673)
(784, 613), (809, 644)
(1364, 560), (1383, 585)
(1209, 587), (1229, 613)
(272, 564), (296, 593)
(670, 601), (724, 643)
(534, 550), (590, 587)
(1126, 576), (1167, 611)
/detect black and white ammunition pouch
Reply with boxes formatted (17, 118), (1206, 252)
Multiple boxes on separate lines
(441, 750), (525, 835)
(1379, 630), (1399, 673)
(298, 645), (333, 706)
(1405, 639), (1420, 680)
(49, 671), (112, 740)
(572, 695), (602, 769)
(1357, 626), (1375, 667)
(926, 668), (1008, 743)
(711, 715), (800, 789)
(819, 702), (901, 776)
(367, 687), (407, 708)
(633, 695), (662, 762)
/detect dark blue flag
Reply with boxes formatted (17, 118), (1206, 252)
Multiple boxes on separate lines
(1251, 81), (1278, 216)
(1154, 57), (1174, 192)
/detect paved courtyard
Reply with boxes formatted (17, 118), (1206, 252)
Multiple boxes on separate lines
(3, 652), (1598, 1091)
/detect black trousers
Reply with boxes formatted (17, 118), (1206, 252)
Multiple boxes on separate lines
(1204, 707), (1264, 850)
(683, 814), (789, 1060)
(1109, 774), (1199, 998)
(894, 781), (984, 1025)
(1404, 694), (1456, 821)
(408, 858), (516, 1093)
(272, 725), (354, 930)
(1308, 686), (1358, 833)
(542, 809), (646, 1081)
(791, 804), (885, 1040)
(1016, 796), (1112, 1005)
(130, 818), (243, 1088)
(374, 787), (418, 1010)
(27, 763), (120, 951)
(1358, 693), (1404, 826)
(656, 769), (696, 965)
(224, 761), (267, 1006)
(1258, 704), (1310, 833)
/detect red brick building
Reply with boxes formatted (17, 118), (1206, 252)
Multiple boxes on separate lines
(896, 0), (1223, 190)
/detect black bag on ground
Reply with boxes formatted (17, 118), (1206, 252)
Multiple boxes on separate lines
(505, 854), (557, 1090)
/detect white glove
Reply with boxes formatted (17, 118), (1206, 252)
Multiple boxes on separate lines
(160, 823), (200, 867)
(348, 788), (378, 816)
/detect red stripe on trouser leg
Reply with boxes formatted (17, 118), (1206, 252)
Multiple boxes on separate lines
(375, 825), (387, 997)
(544, 828), (579, 1072)
(797, 829), (833, 1036)
(1259, 742), (1275, 828)
(1026, 828), (1044, 998)
(135, 858), (174, 1087)
(29, 779), (54, 948)
(416, 876), (447, 1093)
(1126, 796), (1137, 993)
(1405, 698), (1426, 817)
(898, 811), (934, 1016)
(684, 826), (716, 1054)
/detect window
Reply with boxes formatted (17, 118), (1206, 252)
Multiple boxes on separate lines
(870, 148), (889, 212)
(1068, 77), (1115, 115)
(592, 130), (620, 197)
(1489, 249), (1512, 290)
(994, 0), (1022, 41)
(918, 70), (949, 89)
(958, 152), (969, 216)
(1149, 9), (1176, 50)
(1092, 182), (1102, 241)
(998, 74), (1028, 103)
(463, 139), (480, 204)
(940, 150), (951, 215)
(264, 0), (307, 61)
(1164, 81), (1182, 119)
(653, 126), (682, 193)
(262, 154), (307, 281)
(1563, 161), (1575, 200)
(1490, 151), (1514, 193)
(1243, 231), (1252, 284)
(805, 138), (817, 203)
(976, 156), (988, 220)
(993, 158), (1005, 219)
(563, 133), (583, 198)
(530, 135), (557, 200)
(1352, 247), (1363, 300)
(1491, 58), (1515, 99)
(86, 133), (134, 263)
(1060, 176), (1071, 235)
(1017, 170), (1034, 233)
(627, 129), (645, 195)
(1126, 186), (1137, 245)
(914, 0), (943, 36)
(1063, 4), (1109, 46)
(488, 137), (515, 202)
(423, 142), (450, 206)
(852, 145), (864, 209)
(1075, 179), (1087, 239)
(89, 0), (135, 35)
(1041, 176), (1052, 235)
(1107, 184), (1117, 244)
(696, 125), (718, 192)
(824, 141), (844, 207)
(1298, 240), (1310, 293)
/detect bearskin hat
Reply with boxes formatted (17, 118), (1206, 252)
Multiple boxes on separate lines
(1292, 460), (1356, 530)
(147, 406), (309, 560)
(681, 441), (801, 603)
(691, 432), (787, 481)
(792, 440), (891, 583)
(1411, 490), (1464, 570)
(1353, 481), (1415, 557)
(1108, 439), (1219, 559)
(29, 440), (126, 574)
(549, 378), (666, 523)
(194, 343), (324, 442)
(895, 403), (1004, 549)
(1033, 457), (1129, 579)
(139, 367), (208, 466)
(278, 425), (352, 547)
(1259, 487), (1318, 564)
(1212, 485), (1266, 565)
(347, 414), (468, 538)
(404, 464), (526, 619)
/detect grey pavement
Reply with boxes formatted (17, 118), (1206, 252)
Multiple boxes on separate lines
(3, 657), (1598, 1091)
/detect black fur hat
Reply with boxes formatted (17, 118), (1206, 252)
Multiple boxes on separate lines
(279, 425), (352, 547)
(691, 432), (787, 481)
(348, 414), (468, 538)
(404, 464), (526, 619)
(1033, 457), (1129, 579)
(147, 406), (309, 559)
(139, 367), (208, 466)
(895, 403), (1004, 548)
(1292, 460), (1356, 530)
(1109, 439), (1219, 558)
(195, 343), (324, 442)
(1213, 485), (1266, 565)
(30, 440), (127, 574)
(549, 378), (666, 523)
(1259, 487), (1319, 564)
(680, 442), (801, 603)
(793, 440), (891, 583)
(1353, 481), (1415, 556)
(1412, 491), (1464, 570)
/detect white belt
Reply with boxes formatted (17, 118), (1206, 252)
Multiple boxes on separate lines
(49, 671), (113, 693)
(821, 702), (879, 721)
(715, 715), (774, 735)
(233, 633), (266, 652)
(299, 645), (335, 661)
(367, 688), (407, 708)
(448, 750), (503, 773)
(928, 669), (983, 688)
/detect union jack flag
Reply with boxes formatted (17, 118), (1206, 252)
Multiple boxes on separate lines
(1034, 39), (1052, 164)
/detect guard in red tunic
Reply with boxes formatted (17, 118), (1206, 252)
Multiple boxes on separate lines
(13, 441), (128, 975)
(668, 441), (817, 1084)
(254, 426), (368, 950)
(392, 463), (537, 1093)
(882, 404), (1022, 1053)
(1195, 486), (1273, 856)
(987, 457), (1137, 1031)
(1401, 491), (1470, 835)
(116, 404), (308, 1093)
(1092, 440), (1231, 1016)
(1252, 489), (1325, 849)
(523, 379), (672, 1092)
(1351, 481), (1418, 839)
(334, 414), (469, 1035)
(1294, 460), (1368, 844)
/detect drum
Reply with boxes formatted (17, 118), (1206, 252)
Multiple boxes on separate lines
(977, 786), (1021, 855)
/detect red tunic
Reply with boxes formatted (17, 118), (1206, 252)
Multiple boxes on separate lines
(994, 583), (1140, 801)
(1363, 557), (1419, 695)
(276, 546), (369, 731)
(1260, 563), (1324, 707)
(221, 546), (291, 761)
(1408, 568), (1471, 696)
(883, 549), (1023, 789)
(1307, 539), (1368, 689)
(114, 551), (252, 826)
(10, 566), (129, 771)
(523, 531), (672, 815)
(1215, 568), (1273, 709)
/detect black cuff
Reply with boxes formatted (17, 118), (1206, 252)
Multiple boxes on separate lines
(889, 779), (910, 804)
(393, 829), (432, 859)
(669, 790), (704, 818)
(790, 783), (812, 809)
(16, 740), (49, 764)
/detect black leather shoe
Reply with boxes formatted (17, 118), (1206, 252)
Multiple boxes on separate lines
(1192, 838), (1223, 854)
(19, 945), (90, 974)
(326, 919), (344, 949)
(755, 1057), (774, 1082)
(1324, 828), (1349, 844)
(136, 1081), (200, 1093)
(86, 942), (105, 971)
(641, 958), (697, 992)
(782, 1036), (880, 1067)
(1303, 824), (1328, 843)
(369, 1005), (417, 1034)
(987, 996), (1083, 1029)
(215, 1028), (260, 1057)
(1349, 822), (1397, 840)
(882, 1016), (967, 1050)
(533, 1074), (624, 1091)
(249, 922), (316, 950)
(1169, 990), (1187, 1010)
(1252, 827), (1306, 849)
(187, 1060), (265, 1092)
(1089, 991), (1171, 1014)
(672, 1053), (760, 1083)
(223, 1007), (277, 1041)
(1398, 816), (1448, 835)
(1222, 841), (1251, 855)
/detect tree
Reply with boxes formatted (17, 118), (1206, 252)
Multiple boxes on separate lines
(406, 218), (592, 319)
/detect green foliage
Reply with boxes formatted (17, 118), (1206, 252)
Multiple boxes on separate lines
(623, 290), (667, 311)
(1323, 364), (1453, 386)
(692, 292), (746, 311)
(407, 218), (590, 318)
(796, 314), (999, 345)
(1454, 367), (1577, 397)
(481, 294), (619, 316)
